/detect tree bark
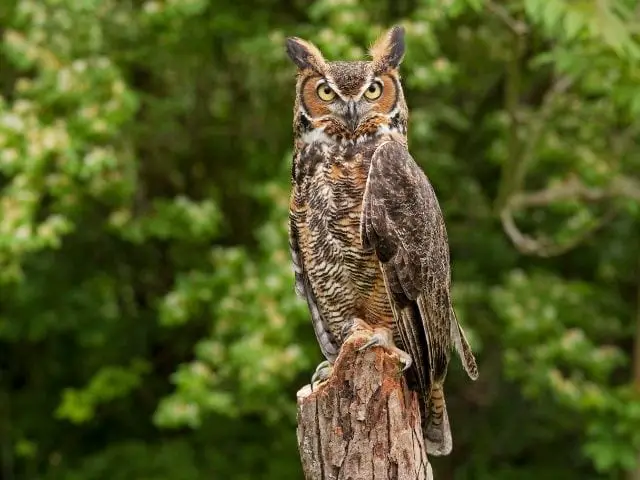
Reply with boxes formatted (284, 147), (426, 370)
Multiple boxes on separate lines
(296, 323), (432, 480)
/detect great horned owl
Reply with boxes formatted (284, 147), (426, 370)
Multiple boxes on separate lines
(286, 25), (478, 456)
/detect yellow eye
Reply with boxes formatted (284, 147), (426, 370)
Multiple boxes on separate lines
(316, 83), (336, 102)
(364, 81), (383, 100)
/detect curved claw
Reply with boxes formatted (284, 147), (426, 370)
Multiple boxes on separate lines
(311, 360), (333, 391)
(313, 359), (331, 375)
(340, 320), (355, 342)
(358, 332), (413, 371)
(340, 318), (369, 342)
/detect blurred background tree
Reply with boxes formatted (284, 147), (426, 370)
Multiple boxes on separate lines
(1, 0), (639, 478)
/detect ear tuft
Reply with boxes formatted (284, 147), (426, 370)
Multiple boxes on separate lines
(370, 25), (405, 71)
(285, 37), (327, 74)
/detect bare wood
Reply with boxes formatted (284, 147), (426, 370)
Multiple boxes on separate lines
(296, 323), (432, 480)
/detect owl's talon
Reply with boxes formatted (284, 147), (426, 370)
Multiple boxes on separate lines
(311, 360), (333, 390)
(340, 320), (355, 342)
(358, 332), (413, 371)
(358, 337), (382, 352)
(313, 359), (331, 375)
(341, 318), (370, 342)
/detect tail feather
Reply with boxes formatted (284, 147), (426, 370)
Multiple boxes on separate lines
(421, 312), (478, 457)
(423, 384), (452, 456)
(450, 310), (479, 381)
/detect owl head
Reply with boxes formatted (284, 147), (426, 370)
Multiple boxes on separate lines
(286, 26), (407, 145)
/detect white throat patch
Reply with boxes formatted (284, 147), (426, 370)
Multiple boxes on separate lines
(301, 128), (337, 145)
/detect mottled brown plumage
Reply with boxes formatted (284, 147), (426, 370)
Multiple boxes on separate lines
(286, 26), (478, 457)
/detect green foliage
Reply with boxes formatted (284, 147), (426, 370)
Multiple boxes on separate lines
(155, 183), (312, 429)
(1, 0), (639, 479)
(493, 271), (640, 472)
(56, 360), (151, 424)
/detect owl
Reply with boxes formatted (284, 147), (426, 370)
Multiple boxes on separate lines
(285, 26), (478, 457)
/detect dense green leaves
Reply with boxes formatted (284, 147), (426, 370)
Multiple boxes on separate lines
(1, 0), (639, 478)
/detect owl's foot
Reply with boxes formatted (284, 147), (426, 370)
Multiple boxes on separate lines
(358, 330), (413, 371)
(310, 360), (333, 391)
(340, 320), (354, 342)
(340, 317), (370, 342)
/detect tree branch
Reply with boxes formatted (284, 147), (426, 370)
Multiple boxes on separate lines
(500, 205), (616, 257)
(507, 176), (640, 209)
(494, 18), (526, 211)
(296, 323), (432, 480)
(486, 1), (529, 35)
(500, 175), (639, 256)
(495, 73), (574, 212)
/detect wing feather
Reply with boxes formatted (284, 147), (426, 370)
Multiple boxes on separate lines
(381, 268), (429, 397)
(399, 303), (430, 394)
(361, 140), (478, 388)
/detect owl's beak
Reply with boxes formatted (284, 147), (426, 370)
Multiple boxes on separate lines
(344, 101), (359, 132)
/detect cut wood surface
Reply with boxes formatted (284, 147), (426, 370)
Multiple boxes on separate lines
(296, 323), (433, 480)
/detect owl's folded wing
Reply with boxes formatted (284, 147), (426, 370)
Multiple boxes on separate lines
(360, 141), (478, 390)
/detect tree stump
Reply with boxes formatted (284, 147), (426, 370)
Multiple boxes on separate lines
(296, 323), (433, 480)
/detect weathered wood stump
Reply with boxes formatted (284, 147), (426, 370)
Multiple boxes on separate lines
(296, 323), (433, 480)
